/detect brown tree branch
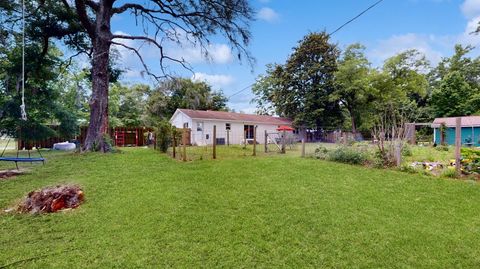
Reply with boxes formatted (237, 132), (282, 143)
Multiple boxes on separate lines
(112, 34), (193, 74)
(85, 0), (100, 11)
(74, 0), (95, 38)
(112, 3), (161, 14)
(110, 41), (163, 81)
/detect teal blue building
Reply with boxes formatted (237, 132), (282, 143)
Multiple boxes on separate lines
(433, 116), (480, 146)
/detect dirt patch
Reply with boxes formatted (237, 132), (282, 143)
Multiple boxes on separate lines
(0, 169), (27, 180)
(15, 185), (84, 214)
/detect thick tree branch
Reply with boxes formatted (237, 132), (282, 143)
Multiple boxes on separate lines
(111, 41), (163, 80)
(112, 3), (161, 14)
(74, 0), (95, 38)
(85, 0), (100, 12)
(112, 34), (193, 74)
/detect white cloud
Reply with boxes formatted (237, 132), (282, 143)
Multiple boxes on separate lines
(461, 0), (480, 18)
(368, 0), (480, 67)
(257, 7), (280, 23)
(458, 16), (480, 46)
(369, 33), (444, 66)
(111, 30), (235, 80)
(170, 43), (233, 64)
(112, 31), (148, 66)
(192, 73), (235, 89)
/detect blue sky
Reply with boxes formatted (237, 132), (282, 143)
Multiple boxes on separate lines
(108, 0), (480, 113)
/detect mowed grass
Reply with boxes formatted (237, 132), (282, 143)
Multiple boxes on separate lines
(1, 148), (480, 268)
(166, 142), (334, 161)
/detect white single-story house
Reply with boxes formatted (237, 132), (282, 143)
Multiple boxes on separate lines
(169, 109), (293, 145)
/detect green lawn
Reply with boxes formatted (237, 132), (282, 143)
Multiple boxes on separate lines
(1, 148), (480, 268)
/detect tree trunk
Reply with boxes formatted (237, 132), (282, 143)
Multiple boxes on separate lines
(83, 5), (112, 152)
(348, 108), (357, 134)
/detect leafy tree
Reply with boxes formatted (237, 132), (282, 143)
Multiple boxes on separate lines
(430, 71), (478, 117)
(252, 32), (342, 130)
(431, 45), (480, 89)
(53, 68), (90, 125)
(382, 49), (429, 103)
(2, 0), (254, 151)
(251, 64), (283, 115)
(146, 78), (228, 123)
(0, 10), (78, 142)
(332, 44), (371, 133)
(363, 50), (429, 130)
(429, 45), (480, 117)
(116, 84), (150, 127)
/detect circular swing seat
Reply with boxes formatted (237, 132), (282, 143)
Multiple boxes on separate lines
(0, 156), (45, 170)
(0, 157), (45, 162)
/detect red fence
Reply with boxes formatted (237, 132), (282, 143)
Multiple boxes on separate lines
(18, 126), (153, 149)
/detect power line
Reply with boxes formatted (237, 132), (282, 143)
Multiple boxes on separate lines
(228, 83), (255, 98)
(229, 0), (385, 100)
(329, 0), (385, 36)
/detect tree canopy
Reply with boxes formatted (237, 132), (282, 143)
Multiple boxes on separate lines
(252, 32), (342, 129)
(253, 33), (480, 135)
(1, 0), (254, 151)
(147, 78), (228, 123)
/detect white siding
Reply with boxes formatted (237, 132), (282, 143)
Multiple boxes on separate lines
(170, 109), (290, 145)
(190, 119), (282, 145)
(170, 111), (194, 144)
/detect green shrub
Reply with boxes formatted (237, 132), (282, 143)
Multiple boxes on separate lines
(460, 147), (480, 174)
(326, 146), (369, 165)
(155, 120), (175, 153)
(402, 144), (412, 156)
(314, 146), (329, 159)
(399, 164), (418, 174)
(435, 145), (449, 151)
(373, 149), (395, 168)
(441, 168), (458, 178)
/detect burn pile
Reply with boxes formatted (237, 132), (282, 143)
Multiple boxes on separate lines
(17, 185), (84, 213)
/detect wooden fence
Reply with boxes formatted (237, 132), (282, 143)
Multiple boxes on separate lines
(18, 126), (153, 149)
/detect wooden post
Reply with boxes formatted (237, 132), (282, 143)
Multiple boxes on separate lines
(213, 125), (217, 159)
(395, 141), (402, 168)
(253, 126), (257, 156)
(227, 129), (230, 146)
(172, 135), (176, 159)
(301, 138), (305, 158)
(408, 124), (416, 145)
(244, 129), (247, 149)
(455, 117), (462, 175)
(264, 130), (268, 153)
(182, 128), (187, 162)
(281, 130), (286, 154)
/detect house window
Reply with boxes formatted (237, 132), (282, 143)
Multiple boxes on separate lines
(183, 122), (189, 128)
(197, 122), (203, 132)
(244, 125), (255, 139)
(226, 123), (231, 130)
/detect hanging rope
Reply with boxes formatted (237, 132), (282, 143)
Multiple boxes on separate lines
(20, 0), (27, 121)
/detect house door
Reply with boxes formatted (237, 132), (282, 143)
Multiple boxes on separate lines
(244, 125), (255, 139)
(196, 121), (205, 145)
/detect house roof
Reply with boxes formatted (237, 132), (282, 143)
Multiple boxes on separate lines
(176, 109), (292, 125)
(432, 116), (480, 127)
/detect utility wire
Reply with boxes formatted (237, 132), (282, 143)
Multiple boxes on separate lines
(329, 0), (385, 36)
(228, 0), (385, 99)
(228, 82), (256, 99)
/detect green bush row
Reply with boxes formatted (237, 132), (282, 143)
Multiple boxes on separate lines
(315, 146), (370, 165)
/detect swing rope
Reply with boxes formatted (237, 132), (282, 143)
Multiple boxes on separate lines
(0, 0), (45, 169)
(20, 0), (27, 121)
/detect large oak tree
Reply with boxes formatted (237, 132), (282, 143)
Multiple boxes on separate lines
(3, 0), (253, 151)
